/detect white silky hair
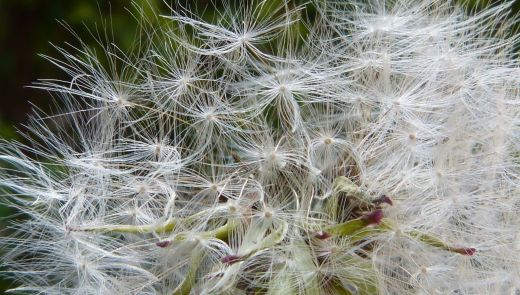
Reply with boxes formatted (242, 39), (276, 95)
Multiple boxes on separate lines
(1, 0), (520, 294)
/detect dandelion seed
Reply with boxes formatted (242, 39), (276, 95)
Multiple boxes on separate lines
(1, 0), (520, 294)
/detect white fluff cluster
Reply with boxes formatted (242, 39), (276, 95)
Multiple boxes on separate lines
(2, 0), (520, 294)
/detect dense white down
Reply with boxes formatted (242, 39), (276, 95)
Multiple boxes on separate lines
(1, 0), (520, 294)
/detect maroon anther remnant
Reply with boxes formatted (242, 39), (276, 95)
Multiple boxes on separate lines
(156, 240), (172, 248)
(221, 255), (242, 265)
(372, 195), (393, 206)
(315, 231), (331, 240)
(454, 247), (477, 256)
(361, 209), (384, 225)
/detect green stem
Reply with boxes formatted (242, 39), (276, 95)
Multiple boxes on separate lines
(171, 248), (204, 295)
(78, 218), (177, 234)
(324, 210), (383, 237)
(407, 230), (476, 255)
(323, 218), (475, 256)
(78, 205), (230, 234)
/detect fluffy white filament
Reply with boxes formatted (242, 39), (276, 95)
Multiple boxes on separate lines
(1, 0), (520, 294)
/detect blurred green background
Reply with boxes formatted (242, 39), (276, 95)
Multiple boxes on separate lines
(0, 0), (519, 293)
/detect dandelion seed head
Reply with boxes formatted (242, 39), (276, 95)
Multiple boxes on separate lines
(2, 0), (520, 294)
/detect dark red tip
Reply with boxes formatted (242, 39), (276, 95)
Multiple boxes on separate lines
(373, 195), (393, 206)
(315, 231), (331, 240)
(361, 209), (384, 225)
(156, 240), (171, 248)
(221, 255), (242, 265)
(455, 247), (476, 256)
